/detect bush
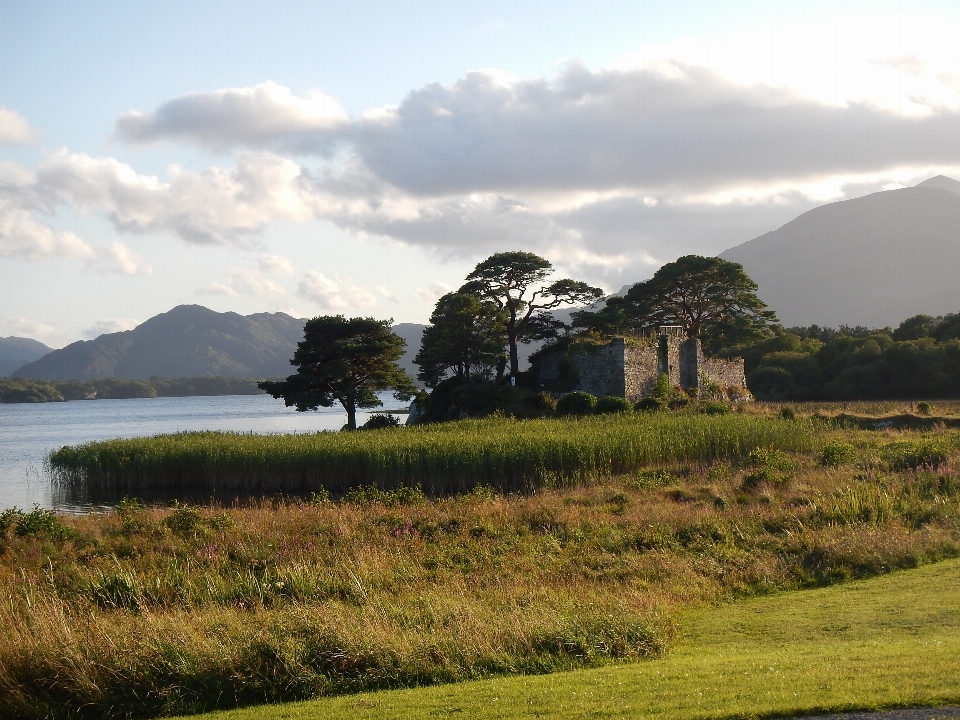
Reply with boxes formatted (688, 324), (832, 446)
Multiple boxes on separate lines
(742, 447), (797, 490)
(1, 506), (74, 541)
(779, 405), (797, 421)
(594, 396), (633, 414)
(556, 391), (597, 416)
(917, 401), (932, 416)
(526, 391), (557, 413)
(634, 397), (664, 412)
(820, 441), (857, 467)
(882, 439), (950, 470)
(700, 401), (730, 415)
(360, 413), (402, 430)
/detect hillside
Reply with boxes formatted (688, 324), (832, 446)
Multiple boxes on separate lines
(12, 305), (307, 381)
(10, 306), (431, 384)
(720, 176), (960, 328)
(0, 336), (52, 377)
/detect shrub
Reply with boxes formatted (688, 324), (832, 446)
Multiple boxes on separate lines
(742, 447), (797, 490)
(556, 391), (597, 416)
(594, 396), (633, 414)
(882, 439), (950, 470)
(779, 405), (797, 421)
(360, 413), (402, 430)
(629, 469), (677, 490)
(916, 401), (932, 416)
(2, 506), (74, 541)
(820, 441), (857, 467)
(634, 397), (664, 412)
(701, 401), (730, 415)
(526, 391), (557, 413)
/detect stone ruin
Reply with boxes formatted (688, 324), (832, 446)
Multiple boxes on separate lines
(533, 326), (750, 402)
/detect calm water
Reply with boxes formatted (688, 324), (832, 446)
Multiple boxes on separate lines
(0, 393), (408, 512)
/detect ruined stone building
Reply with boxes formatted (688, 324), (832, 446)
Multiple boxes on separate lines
(534, 326), (749, 402)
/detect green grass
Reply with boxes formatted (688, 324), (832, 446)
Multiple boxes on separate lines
(178, 558), (960, 720)
(49, 414), (821, 495)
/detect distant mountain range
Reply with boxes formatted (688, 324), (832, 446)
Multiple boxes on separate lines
(0, 337), (53, 377)
(9, 305), (429, 384)
(720, 176), (960, 328)
(13, 305), (308, 381)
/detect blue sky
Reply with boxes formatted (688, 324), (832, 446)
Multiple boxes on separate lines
(3, 0), (960, 346)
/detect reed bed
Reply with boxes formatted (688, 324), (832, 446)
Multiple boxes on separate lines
(50, 414), (822, 495)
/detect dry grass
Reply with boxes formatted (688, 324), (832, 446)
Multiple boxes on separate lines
(3, 417), (960, 718)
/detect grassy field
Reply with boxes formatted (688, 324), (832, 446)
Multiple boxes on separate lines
(1, 408), (958, 718)
(48, 412), (823, 495)
(178, 557), (960, 720)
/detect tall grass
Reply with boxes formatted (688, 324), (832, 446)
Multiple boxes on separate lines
(50, 414), (821, 495)
(3, 443), (960, 718)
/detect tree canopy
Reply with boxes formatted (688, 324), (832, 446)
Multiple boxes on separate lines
(414, 291), (506, 387)
(258, 316), (415, 430)
(460, 251), (603, 377)
(575, 255), (777, 350)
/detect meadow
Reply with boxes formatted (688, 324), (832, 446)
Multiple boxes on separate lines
(1, 405), (958, 717)
(178, 556), (960, 720)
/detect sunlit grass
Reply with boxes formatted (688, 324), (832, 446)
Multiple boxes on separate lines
(50, 413), (822, 495)
(177, 558), (960, 720)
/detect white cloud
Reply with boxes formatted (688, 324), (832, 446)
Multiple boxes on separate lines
(87, 241), (152, 276)
(1, 316), (60, 343)
(198, 282), (239, 297)
(81, 317), (140, 339)
(377, 285), (399, 303)
(257, 253), (294, 275)
(415, 281), (455, 301)
(198, 267), (286, 299)
(297, 271), (378, 311)
(115, 81), (348, 152)
(0, 204), (95, 261)
(0, 107), (37, 145)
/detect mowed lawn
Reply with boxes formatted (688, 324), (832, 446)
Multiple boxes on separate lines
(181, 558), (960, 720)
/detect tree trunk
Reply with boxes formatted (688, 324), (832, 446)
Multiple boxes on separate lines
(507, 328), (519, 378)
(344, 401), (357, 430)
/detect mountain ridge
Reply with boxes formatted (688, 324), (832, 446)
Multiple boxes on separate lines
(720, 178), (960, 328)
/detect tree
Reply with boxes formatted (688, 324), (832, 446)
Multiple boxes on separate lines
(258, 316), (416, 430)
(414, 291), (506, 387)
(460, 251), (604, 378)
(599, 256), (777, 348)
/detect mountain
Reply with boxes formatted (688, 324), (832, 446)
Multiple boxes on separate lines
(720, 176), (960, 328)
(392, 322), (426, 384)
(13, 305), (308, 381)
(0, 337), (53, 377)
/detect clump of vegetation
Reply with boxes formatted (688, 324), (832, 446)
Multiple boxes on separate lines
(882, 439), (951, 470)
(360, 413), (401, 430)
(556, 391), (598, 416)
(820, 440), (857, 467)
(916, 401), (932, 415)
(594, 396), (633, 414)
(741, 447), (798, 490)
(7, 420), (960, 718)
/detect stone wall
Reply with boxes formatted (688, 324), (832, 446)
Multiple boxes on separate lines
(569, 339), (626, 399)
(534, 334), (749, 402)
(623, 343), (661, 403)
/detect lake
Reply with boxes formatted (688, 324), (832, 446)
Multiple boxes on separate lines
(0, 393), (409, 512)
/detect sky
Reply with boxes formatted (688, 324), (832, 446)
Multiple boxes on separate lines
(3, 0), (960, 347)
